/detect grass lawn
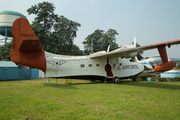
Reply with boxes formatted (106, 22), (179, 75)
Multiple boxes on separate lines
(0, 79), (180, 120)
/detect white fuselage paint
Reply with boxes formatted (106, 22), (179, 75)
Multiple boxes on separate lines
(45, 51), (144, 80)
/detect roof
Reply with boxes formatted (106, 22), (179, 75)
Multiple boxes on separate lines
(0, 61), (18, 67)
(0, 10), (26, 18)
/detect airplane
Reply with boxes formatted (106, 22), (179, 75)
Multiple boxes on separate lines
(134, 56), (154, 70)
(135, 54), (180, 71)
(10, 17), (180, 84)
(134, 54), (160, 71)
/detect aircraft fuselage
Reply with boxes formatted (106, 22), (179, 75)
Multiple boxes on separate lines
(45, 52), (144, 80)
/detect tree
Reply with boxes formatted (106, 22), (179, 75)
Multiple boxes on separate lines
(71, 44), (84, 55)
(82, 29), (119, 55)
(82, 29), (104, 54)
(27, 2), (81, 55)
(101, 29), (119, 51)
(0, 41), (13, 61)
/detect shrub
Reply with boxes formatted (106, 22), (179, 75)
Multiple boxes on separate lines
(174, 77), (180, 82)
(138, 74), (148, 81)
(155, 77), (177, 82)
(138, 73), (180, 82)
(138, 73), (157, 81)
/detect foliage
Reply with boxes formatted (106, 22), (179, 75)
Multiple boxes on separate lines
(82, 29), (119, 55)
(1, 79), (180, 119)
(138, 73), (156, 81)
(154, 77), (173, 82)
(155, 77), (180, 82)
(0, 41), (13, 61)
(71, 44), (84, 55)
(138, 73), (180, 82)
(174, 77), (180, 81)
(27, 2), (81, 55)
(138, 74), (149, 80)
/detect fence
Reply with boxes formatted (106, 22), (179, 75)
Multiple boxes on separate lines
(0, 68), (39, 80)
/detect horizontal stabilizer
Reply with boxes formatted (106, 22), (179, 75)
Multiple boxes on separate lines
(19, 39), (42, 52)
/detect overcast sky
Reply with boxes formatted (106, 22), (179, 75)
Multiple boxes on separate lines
(1, 0), (180, 58)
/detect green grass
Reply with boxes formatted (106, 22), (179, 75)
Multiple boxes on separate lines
(1, 79), (180, 120)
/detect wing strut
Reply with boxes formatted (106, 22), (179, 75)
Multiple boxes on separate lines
(157, 45), (168, 63)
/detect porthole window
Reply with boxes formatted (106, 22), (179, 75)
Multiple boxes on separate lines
(89, 64), (92, 67)
(96, 64), (100, 67)
(81, 64), (85, 67)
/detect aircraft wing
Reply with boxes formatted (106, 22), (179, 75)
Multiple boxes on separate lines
(90, 39), (180, 58)
(90, 47), (142, 58)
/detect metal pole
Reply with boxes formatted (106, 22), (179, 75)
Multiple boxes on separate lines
(5, 27), (7, 45)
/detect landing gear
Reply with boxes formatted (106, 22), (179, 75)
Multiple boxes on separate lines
(113, 77), (120, 84)
(91, 80), (95, 83)
(132, 75), (138, 81)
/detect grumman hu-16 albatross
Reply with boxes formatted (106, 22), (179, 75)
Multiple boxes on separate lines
(11, 18), (180, 84)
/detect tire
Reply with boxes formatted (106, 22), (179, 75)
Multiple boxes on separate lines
(113, 77), (120, 84)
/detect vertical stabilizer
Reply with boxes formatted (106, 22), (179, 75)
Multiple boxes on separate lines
(11, 17), (46, 73)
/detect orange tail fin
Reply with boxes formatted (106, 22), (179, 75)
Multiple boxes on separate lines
(11, 17), (46, 73)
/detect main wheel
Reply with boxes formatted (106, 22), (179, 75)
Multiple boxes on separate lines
(113, 77), (120, 84)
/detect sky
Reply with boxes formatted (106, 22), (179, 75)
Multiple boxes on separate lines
(0, 0), (180, 58)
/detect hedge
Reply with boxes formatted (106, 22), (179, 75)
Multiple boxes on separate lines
(137, 73), (180, 82)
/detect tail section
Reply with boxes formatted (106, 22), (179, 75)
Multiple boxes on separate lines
(11, 17), (46, 73)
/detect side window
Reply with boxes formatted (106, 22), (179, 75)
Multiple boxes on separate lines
(89, 64), (92, 67)
(81, 64), (85, 67)
(96, 64), (100, 67)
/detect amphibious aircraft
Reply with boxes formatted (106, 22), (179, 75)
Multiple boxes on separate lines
(11, 17), (180, 84)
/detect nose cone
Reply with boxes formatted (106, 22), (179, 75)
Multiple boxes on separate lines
(154, 61), (176, 72)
